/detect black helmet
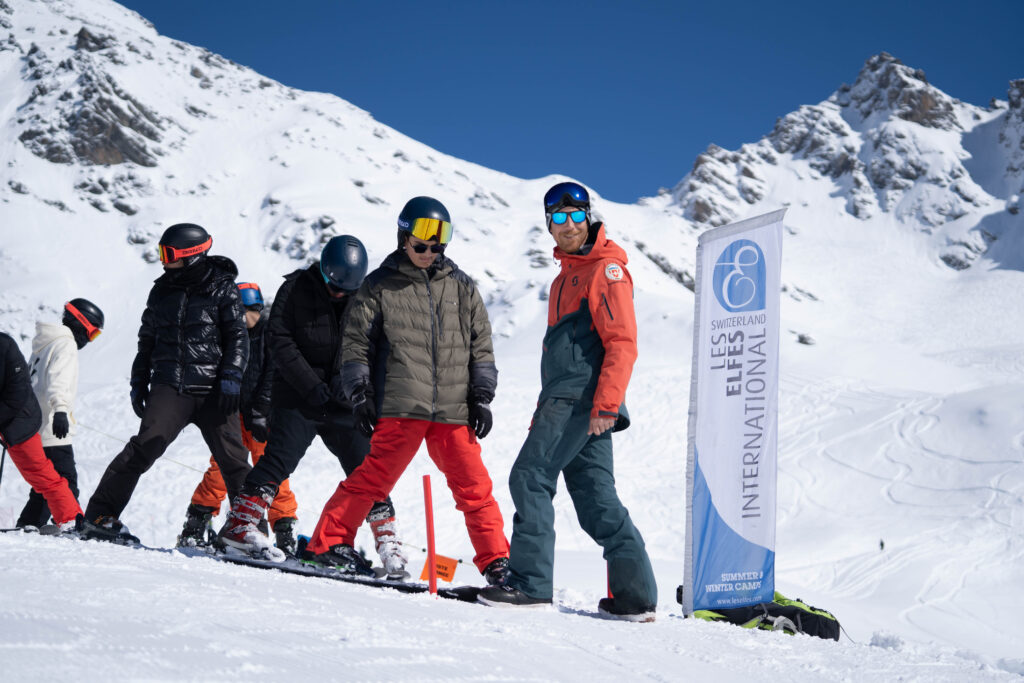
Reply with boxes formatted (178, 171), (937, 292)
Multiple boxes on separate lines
(63, 298), (104, 346)
(397, 196), (452, 246)
(320, 235), (368, 293)
(158, 223), (212, 267)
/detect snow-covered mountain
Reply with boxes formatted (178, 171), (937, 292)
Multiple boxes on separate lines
(662, 52), (1024, 272)
(1, 0), (1022, 679)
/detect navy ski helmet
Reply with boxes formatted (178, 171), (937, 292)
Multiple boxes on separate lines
(543, 181), (591, 229)
(543, 181), (590, 212)
(158, 223), (212, 267)
(320, 235), (368, 293)
(63, 298), (104, 345)
(396, 196), (452, 248)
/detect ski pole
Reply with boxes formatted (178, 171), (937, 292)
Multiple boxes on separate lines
(0, 444), (7, 493)
(423, 474), (437, 595)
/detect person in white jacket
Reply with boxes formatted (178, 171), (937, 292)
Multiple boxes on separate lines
(16, 299), (104, 528)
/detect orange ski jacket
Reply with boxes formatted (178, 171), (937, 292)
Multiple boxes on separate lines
(540, 223), (637, 426)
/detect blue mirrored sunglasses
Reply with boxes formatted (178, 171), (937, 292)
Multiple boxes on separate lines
(544, 182), (590, 209)
(549, 210), (587, 225)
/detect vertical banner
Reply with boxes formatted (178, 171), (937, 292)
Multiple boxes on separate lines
(683, 208), (785, 615)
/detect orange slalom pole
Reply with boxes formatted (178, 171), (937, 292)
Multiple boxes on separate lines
(423, 474), (437, 594)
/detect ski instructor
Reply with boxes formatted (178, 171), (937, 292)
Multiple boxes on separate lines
(82, 223), (251, 543)
(477, 181), (658, 621)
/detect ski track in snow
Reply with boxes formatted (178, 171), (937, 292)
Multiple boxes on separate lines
(775, 369), (1024, 667)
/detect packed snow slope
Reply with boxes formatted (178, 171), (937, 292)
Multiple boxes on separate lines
(1, 0), (1022, 679)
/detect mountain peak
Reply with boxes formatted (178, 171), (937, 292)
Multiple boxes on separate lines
(834, 52), (960, 130)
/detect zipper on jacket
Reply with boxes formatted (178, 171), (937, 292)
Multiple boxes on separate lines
(424, 270), (439, 419)
(555, 276), (567, 320)
(177, 290), (189, 393)
(601, 292), (614, 321)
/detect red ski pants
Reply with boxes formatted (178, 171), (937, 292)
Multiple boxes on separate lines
(308, 418), (509, 571)
(2, 432), (81, 525)
(190, 419), (297, 528)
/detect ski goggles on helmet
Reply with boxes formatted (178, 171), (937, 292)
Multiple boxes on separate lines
(544, 182), (590, 211)
(64, 302), (102, 341)
(158, 236), (213, 264)
(407, 217), (452, 244)
(237, 282), (264, 311)
(549, 210), (588, 225)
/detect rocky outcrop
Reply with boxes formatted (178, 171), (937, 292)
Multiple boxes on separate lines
(671, 53), (991, 232)
(837, 53), (961, 131)
(15, 30), (169, 166)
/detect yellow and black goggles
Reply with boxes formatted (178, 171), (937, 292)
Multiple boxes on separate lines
(409, 217), (453, 244)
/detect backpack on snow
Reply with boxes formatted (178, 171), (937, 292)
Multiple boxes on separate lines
(689, 591), (840, 641)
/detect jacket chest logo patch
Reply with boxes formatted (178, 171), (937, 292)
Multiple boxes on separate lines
(605, 263), (623, 281)
(571, 276), (579, 287)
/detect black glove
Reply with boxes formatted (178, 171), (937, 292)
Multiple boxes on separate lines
(217, 377), (241, 416)
(352, 386), (377, 438)
(52, 411), (70, 439)
(308, 382), (331, 410)
(328, 375), (347, 405)
(130, 384), (148, 419)
(248, 410), (270, 443)
(469, 402), (493, 439)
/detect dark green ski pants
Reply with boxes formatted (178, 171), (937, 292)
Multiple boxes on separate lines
(507, 397), (657, 610)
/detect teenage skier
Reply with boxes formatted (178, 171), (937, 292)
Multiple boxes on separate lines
(302, 197), (510, 585)
(217, 236), (406, 573)
(477, 182), (658, 621)
(177, 282), (299, 552)
(1, 331), (82, 529)
(16, 299), (104, 528)
(81, 223), (250, 543)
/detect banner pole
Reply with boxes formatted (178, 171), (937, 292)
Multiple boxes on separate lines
(422, 474), (437, 595)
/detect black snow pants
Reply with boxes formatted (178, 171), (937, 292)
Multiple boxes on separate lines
(84, 384), (250, 520)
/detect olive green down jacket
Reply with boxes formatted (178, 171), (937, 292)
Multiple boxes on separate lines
(341, 250), (498, 425)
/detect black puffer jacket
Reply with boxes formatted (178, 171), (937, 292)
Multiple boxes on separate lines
(269, 263), (352, 413)
(241, 315), (273, 412)
(0, 332), (43, 446)
(130, 256), (249, 396)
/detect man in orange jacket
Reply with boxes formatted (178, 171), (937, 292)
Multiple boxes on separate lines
(478, 182), (657, 621)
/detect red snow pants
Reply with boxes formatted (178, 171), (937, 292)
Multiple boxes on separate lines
(2, 432), (82, 525)
(307, 418), (509, 571)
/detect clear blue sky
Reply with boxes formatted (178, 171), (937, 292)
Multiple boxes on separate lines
(118, 0), (1022, 203)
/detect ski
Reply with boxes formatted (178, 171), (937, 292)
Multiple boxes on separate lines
(178, 545), (481, 602)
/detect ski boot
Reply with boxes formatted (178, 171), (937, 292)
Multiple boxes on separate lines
(477, 584), (552, 608)
(483, 557), (510, 586)
(368, 502), (408, 579)
(78, 514), (140, 545)
(216, 485), (284, 562)
(176, 504), (216, 548)
(273, 517), (298, 556)
(597, 597), (656, 623)
(313, 544), (375, 577)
